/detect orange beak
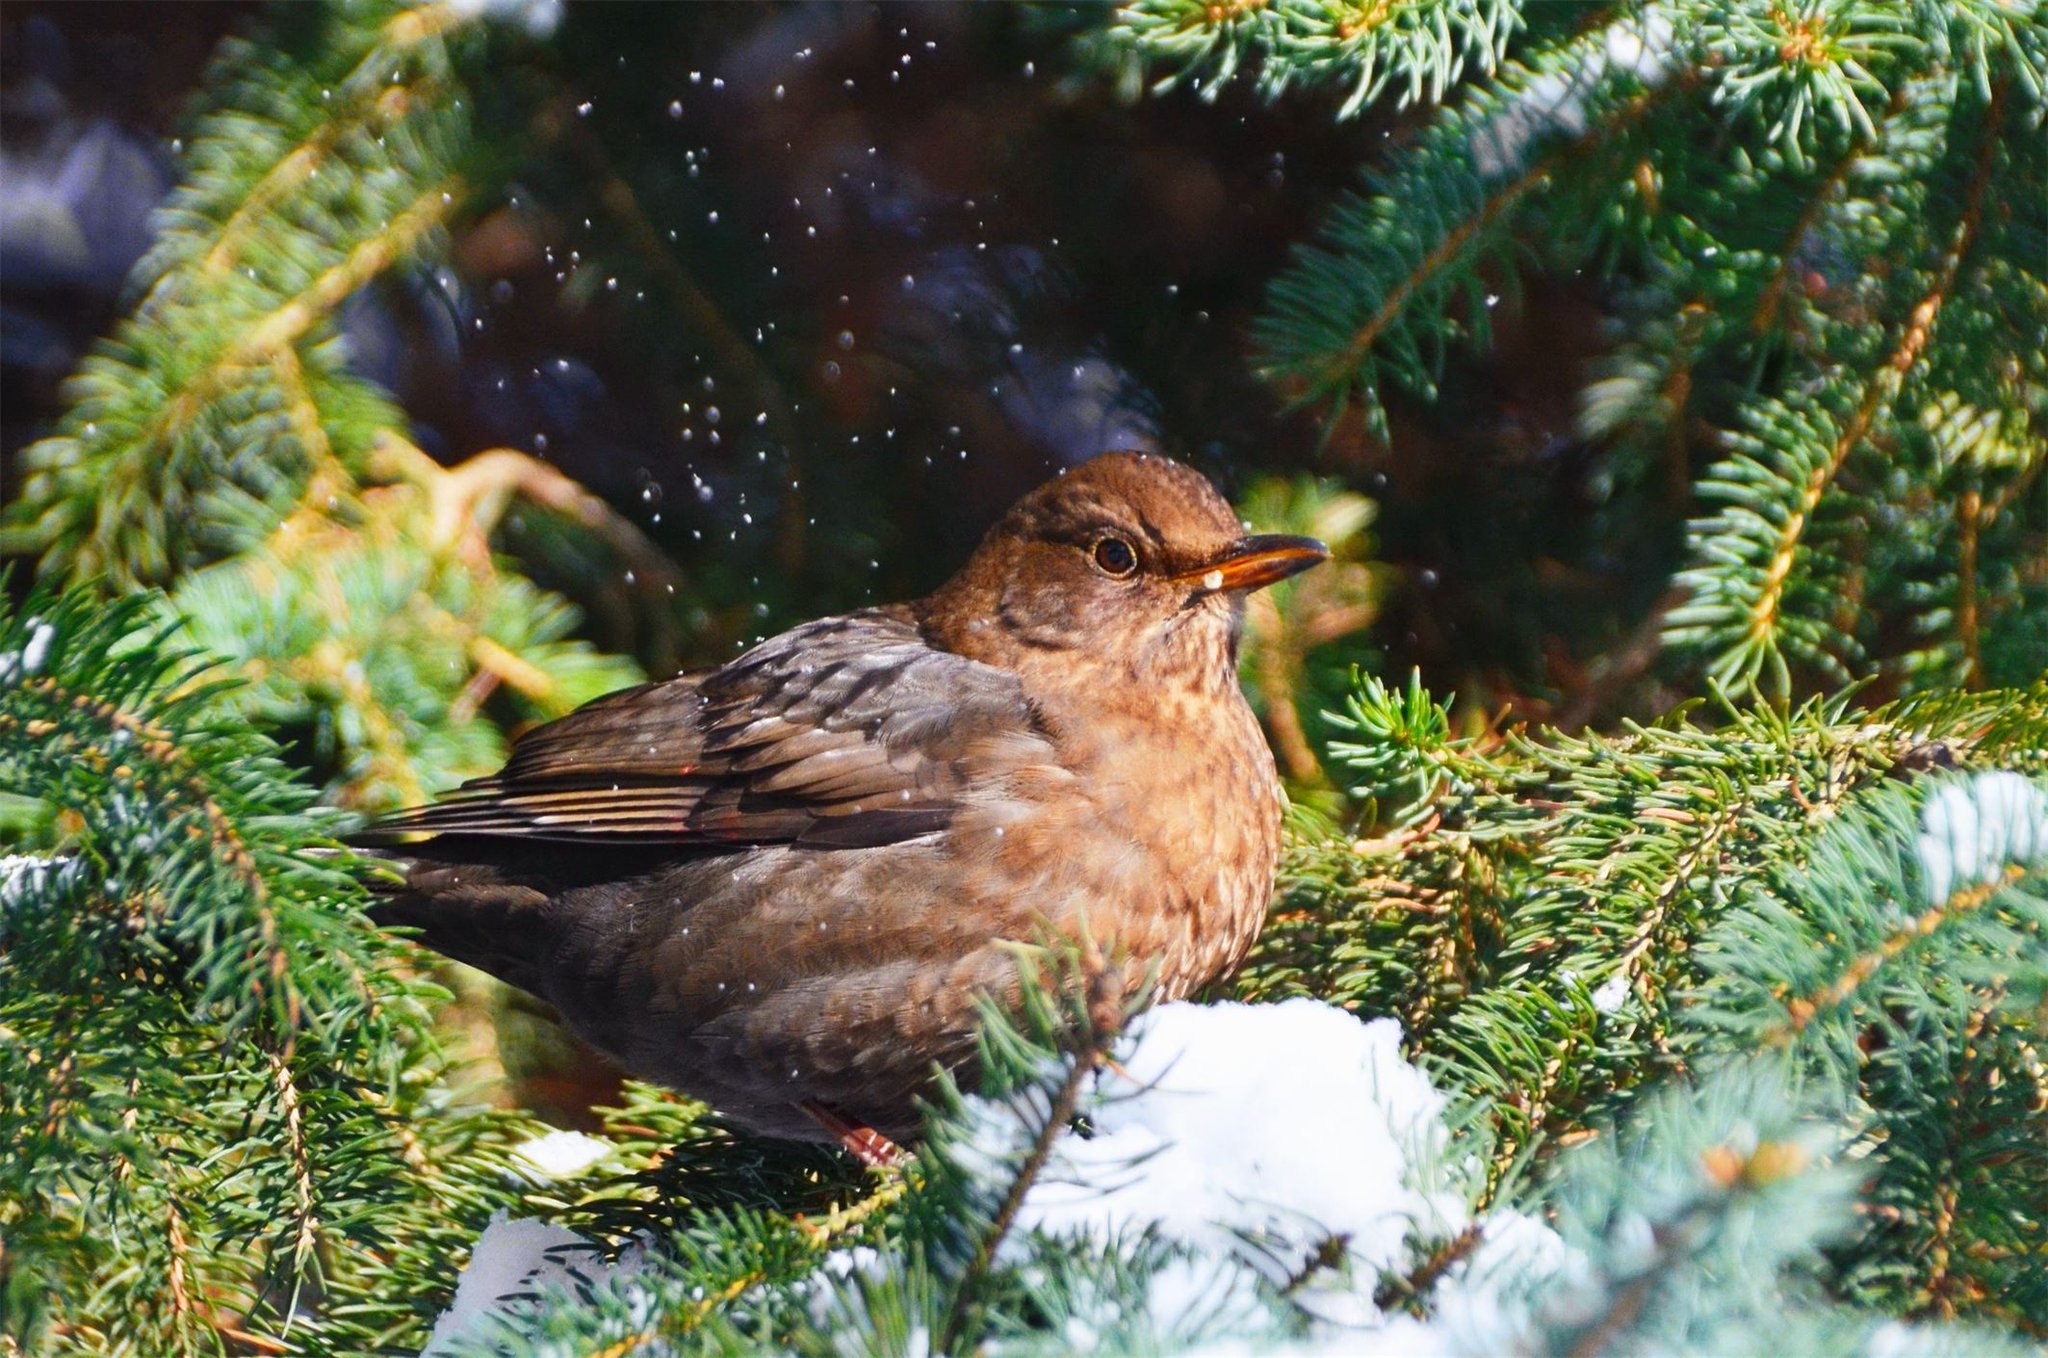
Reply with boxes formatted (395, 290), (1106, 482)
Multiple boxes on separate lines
(1175, 534), (1329, 594)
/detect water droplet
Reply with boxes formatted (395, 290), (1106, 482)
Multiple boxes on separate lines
(669, 100), (683, 118)
(823, 360), (842, 382)
(576, 100), (594, 116)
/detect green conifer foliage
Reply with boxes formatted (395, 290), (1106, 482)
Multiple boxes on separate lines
(1113, 0), (2047, 699)
(0, 1), (649, 810)
(3, 2), (2046, 1353)
(0, 590), (538, 1354)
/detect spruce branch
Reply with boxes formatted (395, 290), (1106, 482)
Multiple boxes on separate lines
(1762, 862), (2025, 1048)
(1700, 0), (1910, 167)
(0, 584), (545, 1353)
(1256, 7), (1693, 430)
(1097, 0), (1526, 118)
(1665, 80), (2008, 696)
(3, 0), (485, 586)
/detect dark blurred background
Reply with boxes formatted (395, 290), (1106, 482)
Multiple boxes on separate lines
(3, 1), (1633, 718)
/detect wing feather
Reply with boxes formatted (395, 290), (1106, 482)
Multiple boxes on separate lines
(373, 607), (1046, 850)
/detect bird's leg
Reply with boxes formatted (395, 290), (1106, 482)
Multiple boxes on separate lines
(799, 1099), (908, 1170)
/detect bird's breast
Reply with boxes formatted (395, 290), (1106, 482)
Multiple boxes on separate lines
(954, 678), (1284, 999)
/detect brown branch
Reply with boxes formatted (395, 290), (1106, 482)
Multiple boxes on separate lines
(937, 1026), (1119, 1354)
(115, 179), (462, 547)
(1566, 1265), (1656, 1358)
(1745, 85), (2005, 652)
(1308, 68), (1688, 398)
(380, 437), (688, 670)
(1252, 591), (1323, 782)
(1489, 1039), (1575, 1198)
(1750, 83), (1911, 335)
(165, 1199), (196, 1344)
(1607, 796), (1742, 1007)
(203, 81), (437, 277)
(269, 1054), (320, 1275)
(234, 181), (459, 362)
(1765, 864), (2025, 1045)
(1956, 488), (1984, 689)
(1374, 1220), (1485, 1312)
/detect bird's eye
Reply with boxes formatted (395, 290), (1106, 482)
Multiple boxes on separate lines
(1091, 535), (1138, 577)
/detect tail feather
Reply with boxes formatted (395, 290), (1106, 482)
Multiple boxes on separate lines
(370, 861), (556, 996)
(358, 836), (684, 999)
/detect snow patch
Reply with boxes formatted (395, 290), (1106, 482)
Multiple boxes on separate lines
(1917, 771), (2047, 908)
(1472, 4), (1677, 177)
(0, 618), (54, 685)
(1591, 970), (1631, 1014)
(0, 854), (56, 916)
(510, 1128), (614, 1181)
(1013, 1002), (1461, 1282)
(446, 0), (562, 39)
(422, 1213), (643, 1356)
(962, 998), (1568, 1348)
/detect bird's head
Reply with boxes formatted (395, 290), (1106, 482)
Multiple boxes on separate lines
(923, 451), (1328, 687)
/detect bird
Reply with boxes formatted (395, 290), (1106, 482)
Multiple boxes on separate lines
(370, 451), (1326, 1160)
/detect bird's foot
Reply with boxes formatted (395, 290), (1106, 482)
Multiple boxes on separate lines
(799, 1099), (908, 1171)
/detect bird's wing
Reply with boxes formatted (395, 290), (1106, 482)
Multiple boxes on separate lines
(374, 608), (1047, 849)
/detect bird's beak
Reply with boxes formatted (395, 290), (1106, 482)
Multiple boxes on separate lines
(1176, 534), (1329, 594)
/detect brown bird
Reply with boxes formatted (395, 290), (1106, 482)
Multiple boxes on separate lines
(373, 451), (1325, 1158)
